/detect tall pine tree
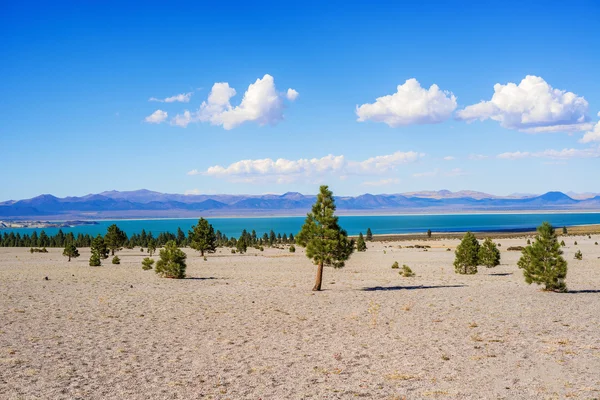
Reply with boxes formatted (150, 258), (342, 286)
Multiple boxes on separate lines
(62, 243), (80, 262)
(189, 218), (217, 256)
(296, 185), (354, 291)
(104, 224), (127, 256)
(518, 222), (567, 292)
(356, 232), (367, 252)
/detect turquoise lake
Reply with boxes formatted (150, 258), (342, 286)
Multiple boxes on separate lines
(3, 213), (600, 238)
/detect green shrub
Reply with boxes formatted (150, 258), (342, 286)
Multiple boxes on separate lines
(574, 241), (578, 245)
(595, 242), (598, 245)
(391, 261), (399, 269)
(141, 257), (154, 270)
(478, 238), (500, 268)
(560, 240), (566, 246)
(574, 250), (582, 260)
(112, 256), (120, 265)
(155, 241), (187, 279)
(400, 265), (415, 277)
(289, 245), (295, 253)
(89, 253), (101, 267)
(507, 246), (525, 251)
(231, 249), (236, 254)
(526, 239), (531, 245)
(446, 248), (451, 251)
(260, 246), (264, 251)
(454, 232), (479, 274)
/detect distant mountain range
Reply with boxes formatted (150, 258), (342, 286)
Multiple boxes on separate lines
(1, 189), (599, 220)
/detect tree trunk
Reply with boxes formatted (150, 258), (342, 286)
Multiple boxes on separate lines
(312, 261), (324, 291)
(111, 249), (115, 256)
(68, 256), (71, 262)
(201, 249), (204, 257)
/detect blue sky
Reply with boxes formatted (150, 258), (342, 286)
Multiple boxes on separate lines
(1, 0), (599, 201)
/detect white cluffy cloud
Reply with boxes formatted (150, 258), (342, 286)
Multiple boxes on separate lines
(149, 92), (193, 103)
(188, 151), (424, 183)
(579, 113), (600, 143)
(172, 74), (298, 130)
(456, 75), (591, 133)
(497, 147), (600, 160)
(443, 156), (455, 161)
(286, 88), (299, 101)
(144, 109), (168, 124)
(356, 78), (457, 127)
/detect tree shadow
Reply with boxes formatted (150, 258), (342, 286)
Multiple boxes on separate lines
(489, 273), (512, 276)
(361, 285), (466, 292)
(566, 289), (600, 294)
(185, 277), (219, 280)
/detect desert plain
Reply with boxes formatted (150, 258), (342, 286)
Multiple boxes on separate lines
(1, 234), (599, 399)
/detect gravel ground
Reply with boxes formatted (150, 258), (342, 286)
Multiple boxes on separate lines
(1, 235), (599, 399)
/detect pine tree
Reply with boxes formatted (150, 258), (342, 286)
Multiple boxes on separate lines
(176, 227), (186, 246)
(89, 252), (101, 266)
(296, 185), (354, 291)
(236, 235), (248, 254)
(366, 228), (373, 241)
(155, 240), (187, 279)
(147, 239), (157, 257)
(517, 222), (567, 292)
(356, 232), (367, 252)
(62, 243), (80, 262)
(478, 237), (500, 268)
(91, 234), (109, 260)
(104, 224), (127, 256)
(142, 257), (154, 270)
(454, 231), (479, 274)
(188, 218), (217, 256)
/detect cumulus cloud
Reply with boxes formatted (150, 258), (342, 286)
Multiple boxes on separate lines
(356, 78), (457, 127)
(443, 156), (455, 161)
(144, 109), (168, 124)
(190, 151), (424, 183)
(579, 120), (600, 143)
(171, 74), (298, 130)
(149, 92), (193, 103)
(286, 88), (299, 101)
(497, 147), (600, 160)
(456, 75), (591, 133)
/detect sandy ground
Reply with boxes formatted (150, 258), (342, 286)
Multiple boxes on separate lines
(1, 235), (599, 399)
